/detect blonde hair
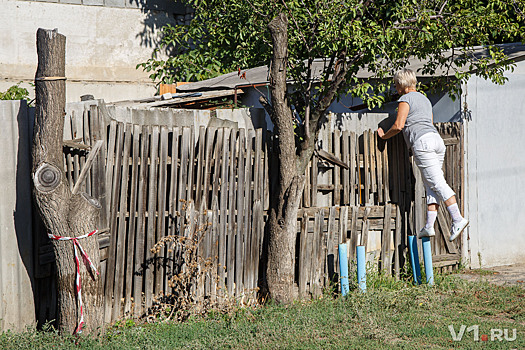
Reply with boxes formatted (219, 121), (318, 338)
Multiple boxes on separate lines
(394, 68), (417, 89)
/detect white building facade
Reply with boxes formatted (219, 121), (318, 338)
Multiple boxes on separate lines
(0, 0), (185, 102)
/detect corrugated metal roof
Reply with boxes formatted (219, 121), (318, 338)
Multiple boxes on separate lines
(0, 100), (36, 332)
(111, 89), (242, 108)
(177, 43), (525, 92)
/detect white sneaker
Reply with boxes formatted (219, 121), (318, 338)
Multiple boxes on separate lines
(418, 226), (435, 239)
(450, 218), (469, 242)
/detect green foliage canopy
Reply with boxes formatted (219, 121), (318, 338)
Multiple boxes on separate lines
(139, 0), (524, 111)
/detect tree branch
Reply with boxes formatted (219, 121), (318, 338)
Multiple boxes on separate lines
(281, 0), (310, 52)
(303, 57), (314, 141)
(295, 49), (365, 172)
(259, 95), (273, 115)
(393, 26), (429, 32)
(245, 0), (270, 18)
(393, 14), (443, 26)
(439, 0), (448, 15)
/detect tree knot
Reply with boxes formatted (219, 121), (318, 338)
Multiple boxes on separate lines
(33, 162), (61, 192)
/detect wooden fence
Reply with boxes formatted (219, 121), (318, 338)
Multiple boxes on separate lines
(102, 122), (267, 321)
(305, 129), (393, 207)
(296, 204), (400, 297)
(33, 102), (464, 326)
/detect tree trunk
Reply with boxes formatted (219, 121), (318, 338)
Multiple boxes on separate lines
(264, 13), (305, 304)
(32, 28), (103, 334)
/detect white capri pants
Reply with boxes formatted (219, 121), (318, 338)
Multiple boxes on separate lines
(412, 132), (455, 205)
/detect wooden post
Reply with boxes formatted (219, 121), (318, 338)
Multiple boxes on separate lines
(380, 204), (392, 273)
(32, 28), (103, 334)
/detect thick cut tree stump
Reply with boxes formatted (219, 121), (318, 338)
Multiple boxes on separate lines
(32, 28), (103, 334)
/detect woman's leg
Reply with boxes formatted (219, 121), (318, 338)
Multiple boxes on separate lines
(425, 185), (439, 226)
(444, 195), (462, 222)
(415, 137), (456, 205)
(413, 134), (467, 240)
(419, 181), (439, 237)
(444, 196), (456, 207)
(423, 203), (438, 235)
(444, 195), (468, 240)
(414, 134), (468, 241)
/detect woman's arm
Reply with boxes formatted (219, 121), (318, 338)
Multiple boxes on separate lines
(377, 102), (409, 139)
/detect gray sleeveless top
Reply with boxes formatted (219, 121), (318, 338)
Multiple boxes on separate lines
(398, 91), (438, 148)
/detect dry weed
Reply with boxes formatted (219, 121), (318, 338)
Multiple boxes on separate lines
(145, 200), (258, 323)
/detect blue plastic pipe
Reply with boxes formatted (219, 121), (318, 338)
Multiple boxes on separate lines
(356, 245), (366, 292)
(421, 236), (434, 285)
(408, 236), (422, 285)
(338, 244), (349, 296)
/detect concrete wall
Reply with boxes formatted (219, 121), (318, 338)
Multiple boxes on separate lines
(0, 101), (36, 332)
(463, 63), (525, 268)
(0, 0), (184, 103)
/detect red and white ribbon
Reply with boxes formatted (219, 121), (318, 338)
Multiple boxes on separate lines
(48, 229), (99, 334)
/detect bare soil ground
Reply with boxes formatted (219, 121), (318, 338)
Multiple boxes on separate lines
(456, 263), (525, 286)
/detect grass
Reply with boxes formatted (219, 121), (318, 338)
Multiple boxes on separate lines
(1, 273), (524, 349)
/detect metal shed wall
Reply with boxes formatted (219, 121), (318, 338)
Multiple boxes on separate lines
(464, 62), (525, 268)
(0, 100), (35, 331)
